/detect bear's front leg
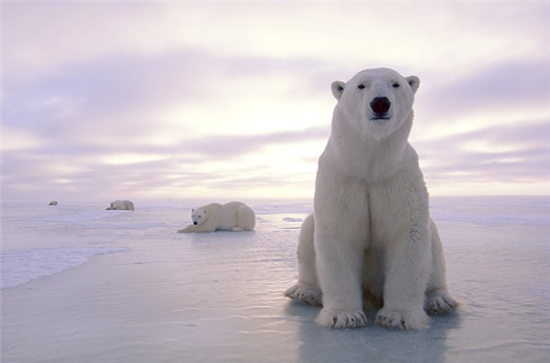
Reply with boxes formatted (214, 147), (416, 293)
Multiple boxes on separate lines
(315, 228), (367, 329)
(177, 224), (195, 233)
(376, 225), (432, 330)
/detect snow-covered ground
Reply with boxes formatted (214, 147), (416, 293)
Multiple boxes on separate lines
(1, 197), (549, 363)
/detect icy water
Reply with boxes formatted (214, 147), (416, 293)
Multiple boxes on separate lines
(1, 197), (549, 363)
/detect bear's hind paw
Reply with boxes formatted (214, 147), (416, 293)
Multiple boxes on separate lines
(284, 283), (322, 307)
(425, 291), (457, 315)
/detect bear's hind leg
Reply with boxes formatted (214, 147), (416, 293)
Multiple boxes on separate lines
(284, 214), (323, 306)
(236, 205), (256, 231)
(424, 220), (457, 314)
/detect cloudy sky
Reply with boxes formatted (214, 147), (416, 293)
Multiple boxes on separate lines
(2, 1), (549, 203)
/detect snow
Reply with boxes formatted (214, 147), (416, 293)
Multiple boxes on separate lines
(1, 197), (549, 363)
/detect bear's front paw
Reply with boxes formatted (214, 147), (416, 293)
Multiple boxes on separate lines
(316, 308), (368, 329)
(177, 225), (193, 233)
(375, 308), (429, 330)
(425, 290), (458, 315)
(284, 283), (322, 307)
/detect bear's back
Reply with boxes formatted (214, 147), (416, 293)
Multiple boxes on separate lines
(221, 201), (246, 210)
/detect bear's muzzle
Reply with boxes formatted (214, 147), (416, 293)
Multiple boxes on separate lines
(370, 97), (391, 118)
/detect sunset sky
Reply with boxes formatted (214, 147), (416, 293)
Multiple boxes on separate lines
(2, 1), (549, 203)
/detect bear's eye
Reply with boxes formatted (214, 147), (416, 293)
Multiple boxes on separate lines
(357, 84), (365, 90)
(392, 83), (400, 88)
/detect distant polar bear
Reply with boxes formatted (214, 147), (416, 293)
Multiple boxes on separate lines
(106, 200), (135, 211)
(285, 68), (456, 330)
(48, 201), (58, 206)
(178, 201), (256, 233)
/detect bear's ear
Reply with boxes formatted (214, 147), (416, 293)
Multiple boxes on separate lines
(331, 81), (346, 100)
(406, 76), (420, 94)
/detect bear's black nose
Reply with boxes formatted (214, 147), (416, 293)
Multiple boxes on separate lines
(193, 222), (198, 225)
(370, 97), (391, 115)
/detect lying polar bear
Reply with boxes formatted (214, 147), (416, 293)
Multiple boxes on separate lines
(178, 201), (256, 233)
(285, 68), (457, 330)
(106, 200), (135, 211)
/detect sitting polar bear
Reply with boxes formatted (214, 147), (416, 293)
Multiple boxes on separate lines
(106, 200), (135, 211)
(285, 68), (457, 330)
(178, 201), (256, 233)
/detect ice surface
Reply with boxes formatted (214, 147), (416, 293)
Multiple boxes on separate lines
(1, 197), (549, 363)
(0, 246), (127, 289)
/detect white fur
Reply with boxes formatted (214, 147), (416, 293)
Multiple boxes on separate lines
(106, 200), (134, 211)
(178, 201), (256, 233)
(285, 68), (456, 330)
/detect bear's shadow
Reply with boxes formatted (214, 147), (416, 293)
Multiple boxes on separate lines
(285, 301), (461, 363)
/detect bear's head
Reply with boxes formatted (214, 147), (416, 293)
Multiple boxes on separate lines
(331, 68), (420, 140)
(191, 207), (208, 226)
